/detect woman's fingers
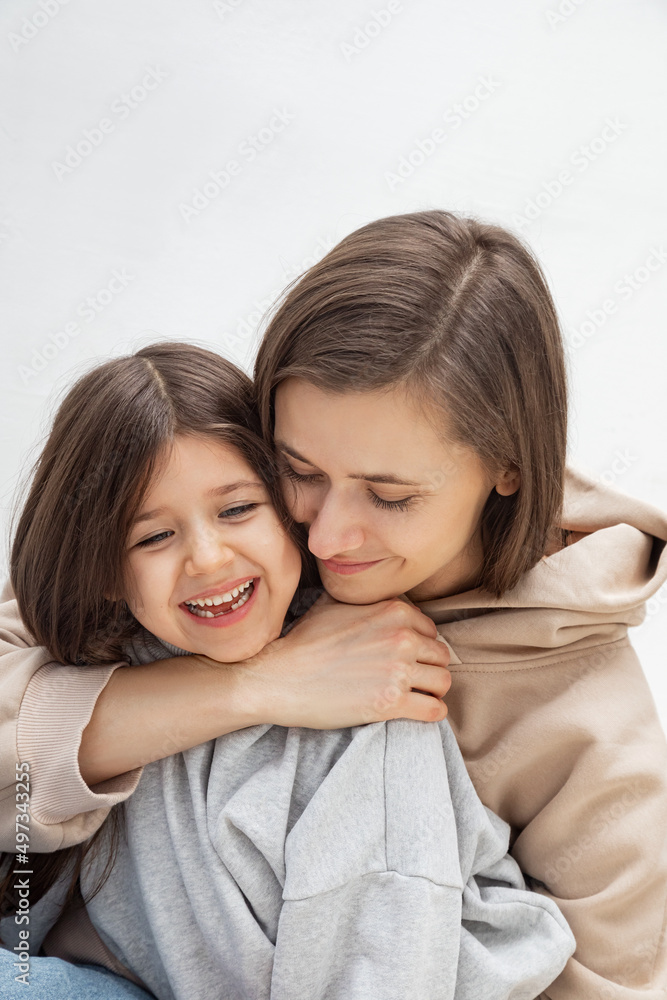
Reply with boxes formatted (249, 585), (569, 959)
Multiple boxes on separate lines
(402, 690), (449, 724)
(411, 661), (452, 699)
(374, 598), (439, 639)
(253, 591), (455, 730)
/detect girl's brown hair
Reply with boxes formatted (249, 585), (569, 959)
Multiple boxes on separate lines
(1, 341), (310, 928)
(254, 209), (569, 598)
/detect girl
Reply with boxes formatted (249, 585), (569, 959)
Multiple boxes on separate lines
(0, 343), (574, 999)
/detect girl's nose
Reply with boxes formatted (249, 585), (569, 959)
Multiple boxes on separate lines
(185, 528), (235, 576)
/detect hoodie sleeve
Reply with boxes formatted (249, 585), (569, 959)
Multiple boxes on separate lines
(0, 584), (142, 853)
(447, 636), (667, 1000)
(270, 720), (574, 1000)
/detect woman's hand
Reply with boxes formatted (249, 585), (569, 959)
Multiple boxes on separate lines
(218, 592), (452, 730)
(79, 594), (450, 786)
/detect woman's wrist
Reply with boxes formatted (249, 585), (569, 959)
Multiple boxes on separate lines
(202, 643), (288, 730)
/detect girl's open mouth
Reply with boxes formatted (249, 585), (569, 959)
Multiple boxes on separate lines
(180, 579), (258, 628)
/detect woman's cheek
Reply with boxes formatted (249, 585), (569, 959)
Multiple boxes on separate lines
(283, 482), (311, 524)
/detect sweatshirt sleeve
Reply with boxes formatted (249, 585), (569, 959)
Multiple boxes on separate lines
(270, 720), (574, 1000)
(447, 636), (667, 1000)
(0, 586), (143, 854)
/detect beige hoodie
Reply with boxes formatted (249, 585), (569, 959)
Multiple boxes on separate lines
(0, 464), (666, 999)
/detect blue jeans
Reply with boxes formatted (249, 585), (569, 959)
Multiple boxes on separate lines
(0, 947), (154, 998)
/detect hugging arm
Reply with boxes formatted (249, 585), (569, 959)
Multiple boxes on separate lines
(0, 584), (450, 852)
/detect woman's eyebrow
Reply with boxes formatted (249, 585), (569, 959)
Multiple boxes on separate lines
(277, 442), (422, 488)
(133, 482), (264, 525)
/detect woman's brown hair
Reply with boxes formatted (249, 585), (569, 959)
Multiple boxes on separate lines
(1, 341), (310, 928)
(254, 209), (569, 598)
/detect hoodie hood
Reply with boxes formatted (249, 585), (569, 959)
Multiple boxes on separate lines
(415, 465), (667, 667)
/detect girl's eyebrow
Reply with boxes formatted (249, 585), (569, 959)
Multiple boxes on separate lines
(277, 443), (422, 488)
(133, 481), (264, 524)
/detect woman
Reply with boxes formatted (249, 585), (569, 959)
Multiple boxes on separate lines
(1, 211), (666, 999)
(0, 343), (574, 998)
(252, 209), (667, 999)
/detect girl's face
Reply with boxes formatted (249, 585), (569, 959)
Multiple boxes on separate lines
(274, 379), (520, 605)
(124, 434), (302, 661)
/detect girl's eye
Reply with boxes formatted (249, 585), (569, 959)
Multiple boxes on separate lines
(282, 465), (321, 484)
(219, 503), (259, 519)
(370, 493), (417, 512)
(135, 504), (259, 547)
(136, 530), (173, 548)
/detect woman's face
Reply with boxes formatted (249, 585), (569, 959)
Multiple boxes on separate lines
(124, 434), (302, 661)
(274, 379), (519, 605)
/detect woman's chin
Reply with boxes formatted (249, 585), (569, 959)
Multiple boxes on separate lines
(322, 578), (402, 606)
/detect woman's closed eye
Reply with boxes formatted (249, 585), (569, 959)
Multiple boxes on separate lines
(370, 494), (418, 512)
(282, 462), (418, 513)
(281, 465), (321, 484)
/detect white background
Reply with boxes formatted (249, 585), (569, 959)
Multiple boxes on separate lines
(1, 0), (665, 727)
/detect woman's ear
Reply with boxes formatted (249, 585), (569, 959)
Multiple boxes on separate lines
(494, 465), (521, 496)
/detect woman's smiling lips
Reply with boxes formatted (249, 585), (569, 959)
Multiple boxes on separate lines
(320, 558), (385, 575)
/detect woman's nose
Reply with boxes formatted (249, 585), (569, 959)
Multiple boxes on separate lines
(306, 490), (365, 560)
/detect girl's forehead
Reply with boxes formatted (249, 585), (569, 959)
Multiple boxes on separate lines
(141, 435), (261, 500)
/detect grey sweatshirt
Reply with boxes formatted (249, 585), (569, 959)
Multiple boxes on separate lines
(68, 631), (575, 1000)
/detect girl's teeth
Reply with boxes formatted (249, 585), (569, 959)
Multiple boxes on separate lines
(185, 581), (254, 618)
(230, 590), (250, 610)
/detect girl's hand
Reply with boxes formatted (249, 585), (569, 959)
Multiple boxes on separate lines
(221, 592), (452, 730)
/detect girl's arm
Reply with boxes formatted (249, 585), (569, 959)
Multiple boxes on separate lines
(0, 586), (451, 853)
